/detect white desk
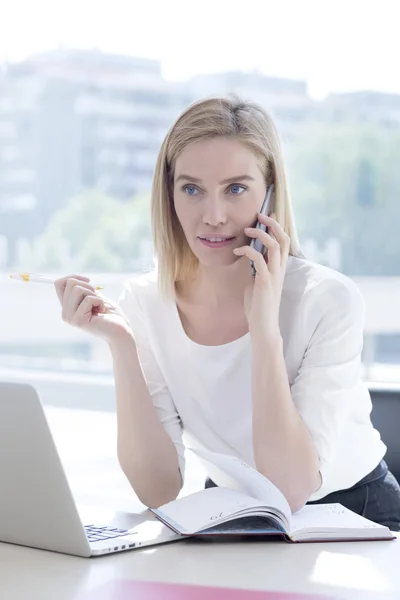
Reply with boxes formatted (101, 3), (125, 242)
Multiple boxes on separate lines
(1, 406), (399, 600)
(1, 534), (400, 600)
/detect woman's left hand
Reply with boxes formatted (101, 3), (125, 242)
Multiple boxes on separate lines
(233, 213), (291, 342)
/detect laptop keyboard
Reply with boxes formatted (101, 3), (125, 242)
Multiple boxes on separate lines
(84, 524), (130, 543)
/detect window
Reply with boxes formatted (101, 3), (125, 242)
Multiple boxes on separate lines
(1, 3), (399, 407)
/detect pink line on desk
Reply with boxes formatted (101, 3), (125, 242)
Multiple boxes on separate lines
(77, 579), (343, 600)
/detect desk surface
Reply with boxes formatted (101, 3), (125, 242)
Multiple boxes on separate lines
(1, 407), (400, 600)
(1, 534), (400, 600)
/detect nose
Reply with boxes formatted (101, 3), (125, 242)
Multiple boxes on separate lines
(202, 195), (227, 227)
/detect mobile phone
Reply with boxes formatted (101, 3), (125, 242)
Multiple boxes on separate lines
(249, 184), (275, 277)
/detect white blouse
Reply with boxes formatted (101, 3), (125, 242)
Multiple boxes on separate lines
(119, 256), (386, 501)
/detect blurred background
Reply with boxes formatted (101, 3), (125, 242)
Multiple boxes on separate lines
(1, 0), (399, 409)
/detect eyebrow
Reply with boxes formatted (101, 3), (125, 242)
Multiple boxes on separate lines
(175, 174), (256, 184)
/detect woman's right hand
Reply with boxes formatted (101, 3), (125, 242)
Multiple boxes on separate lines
(54, 274), (132, 344)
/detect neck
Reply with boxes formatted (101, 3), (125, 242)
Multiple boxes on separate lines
(177, 259), (253, 308)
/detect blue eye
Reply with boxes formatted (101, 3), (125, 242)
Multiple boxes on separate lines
(229, 184), (246, 195)
(183, 185), (199, 196)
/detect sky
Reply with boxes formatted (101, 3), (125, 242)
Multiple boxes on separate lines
(0, 0), (399, 99)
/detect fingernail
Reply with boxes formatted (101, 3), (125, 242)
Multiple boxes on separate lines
(233, 248), (241, 254)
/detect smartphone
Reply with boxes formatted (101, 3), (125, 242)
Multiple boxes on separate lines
(249, 184), (275, 277)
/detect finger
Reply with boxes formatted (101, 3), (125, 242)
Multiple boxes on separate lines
(54, 274), (90, 303)
(245, 227), (281, 274)
(63, 278), (95, 307)
(70, 295), (105, 328)
(62, 286), (96, 323)
(233, 245), (270, 279)
(264, 223), (283, 273)
(256, 214), (291, 259)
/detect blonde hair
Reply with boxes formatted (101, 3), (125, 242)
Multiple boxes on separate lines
(151, 96), (302, 297)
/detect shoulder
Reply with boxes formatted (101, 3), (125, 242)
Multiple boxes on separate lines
(118, 269), (166, 325)
(119, 271), (169, 334)
(283, 256), (365, 321)
(120, 270), (159, 306)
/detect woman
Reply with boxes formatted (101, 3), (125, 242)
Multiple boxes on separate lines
(55, 96), (400, 529)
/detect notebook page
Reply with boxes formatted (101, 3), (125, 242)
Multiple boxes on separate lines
(153, 487), (270, 534)
(189, 447), (291, 531)
(291, 503), (388, 536)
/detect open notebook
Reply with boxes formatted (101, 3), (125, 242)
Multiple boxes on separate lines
(151, 448), (395, 543)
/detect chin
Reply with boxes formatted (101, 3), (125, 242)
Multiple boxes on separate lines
(197, 254), (239, 269)
(192, 239), (240, 268)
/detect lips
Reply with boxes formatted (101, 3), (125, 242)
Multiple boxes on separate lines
(199, 236), (235, 242)
(198, 236), (236, 249)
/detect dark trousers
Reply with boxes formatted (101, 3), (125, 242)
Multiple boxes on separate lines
(205, 460), (400, 531)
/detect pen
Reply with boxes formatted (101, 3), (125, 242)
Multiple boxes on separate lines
(9, 273), (104, 291)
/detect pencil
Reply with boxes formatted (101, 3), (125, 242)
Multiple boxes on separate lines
(9, 273), (104, 291)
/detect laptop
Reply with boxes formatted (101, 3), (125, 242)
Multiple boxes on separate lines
(0, 382), (181, 557)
